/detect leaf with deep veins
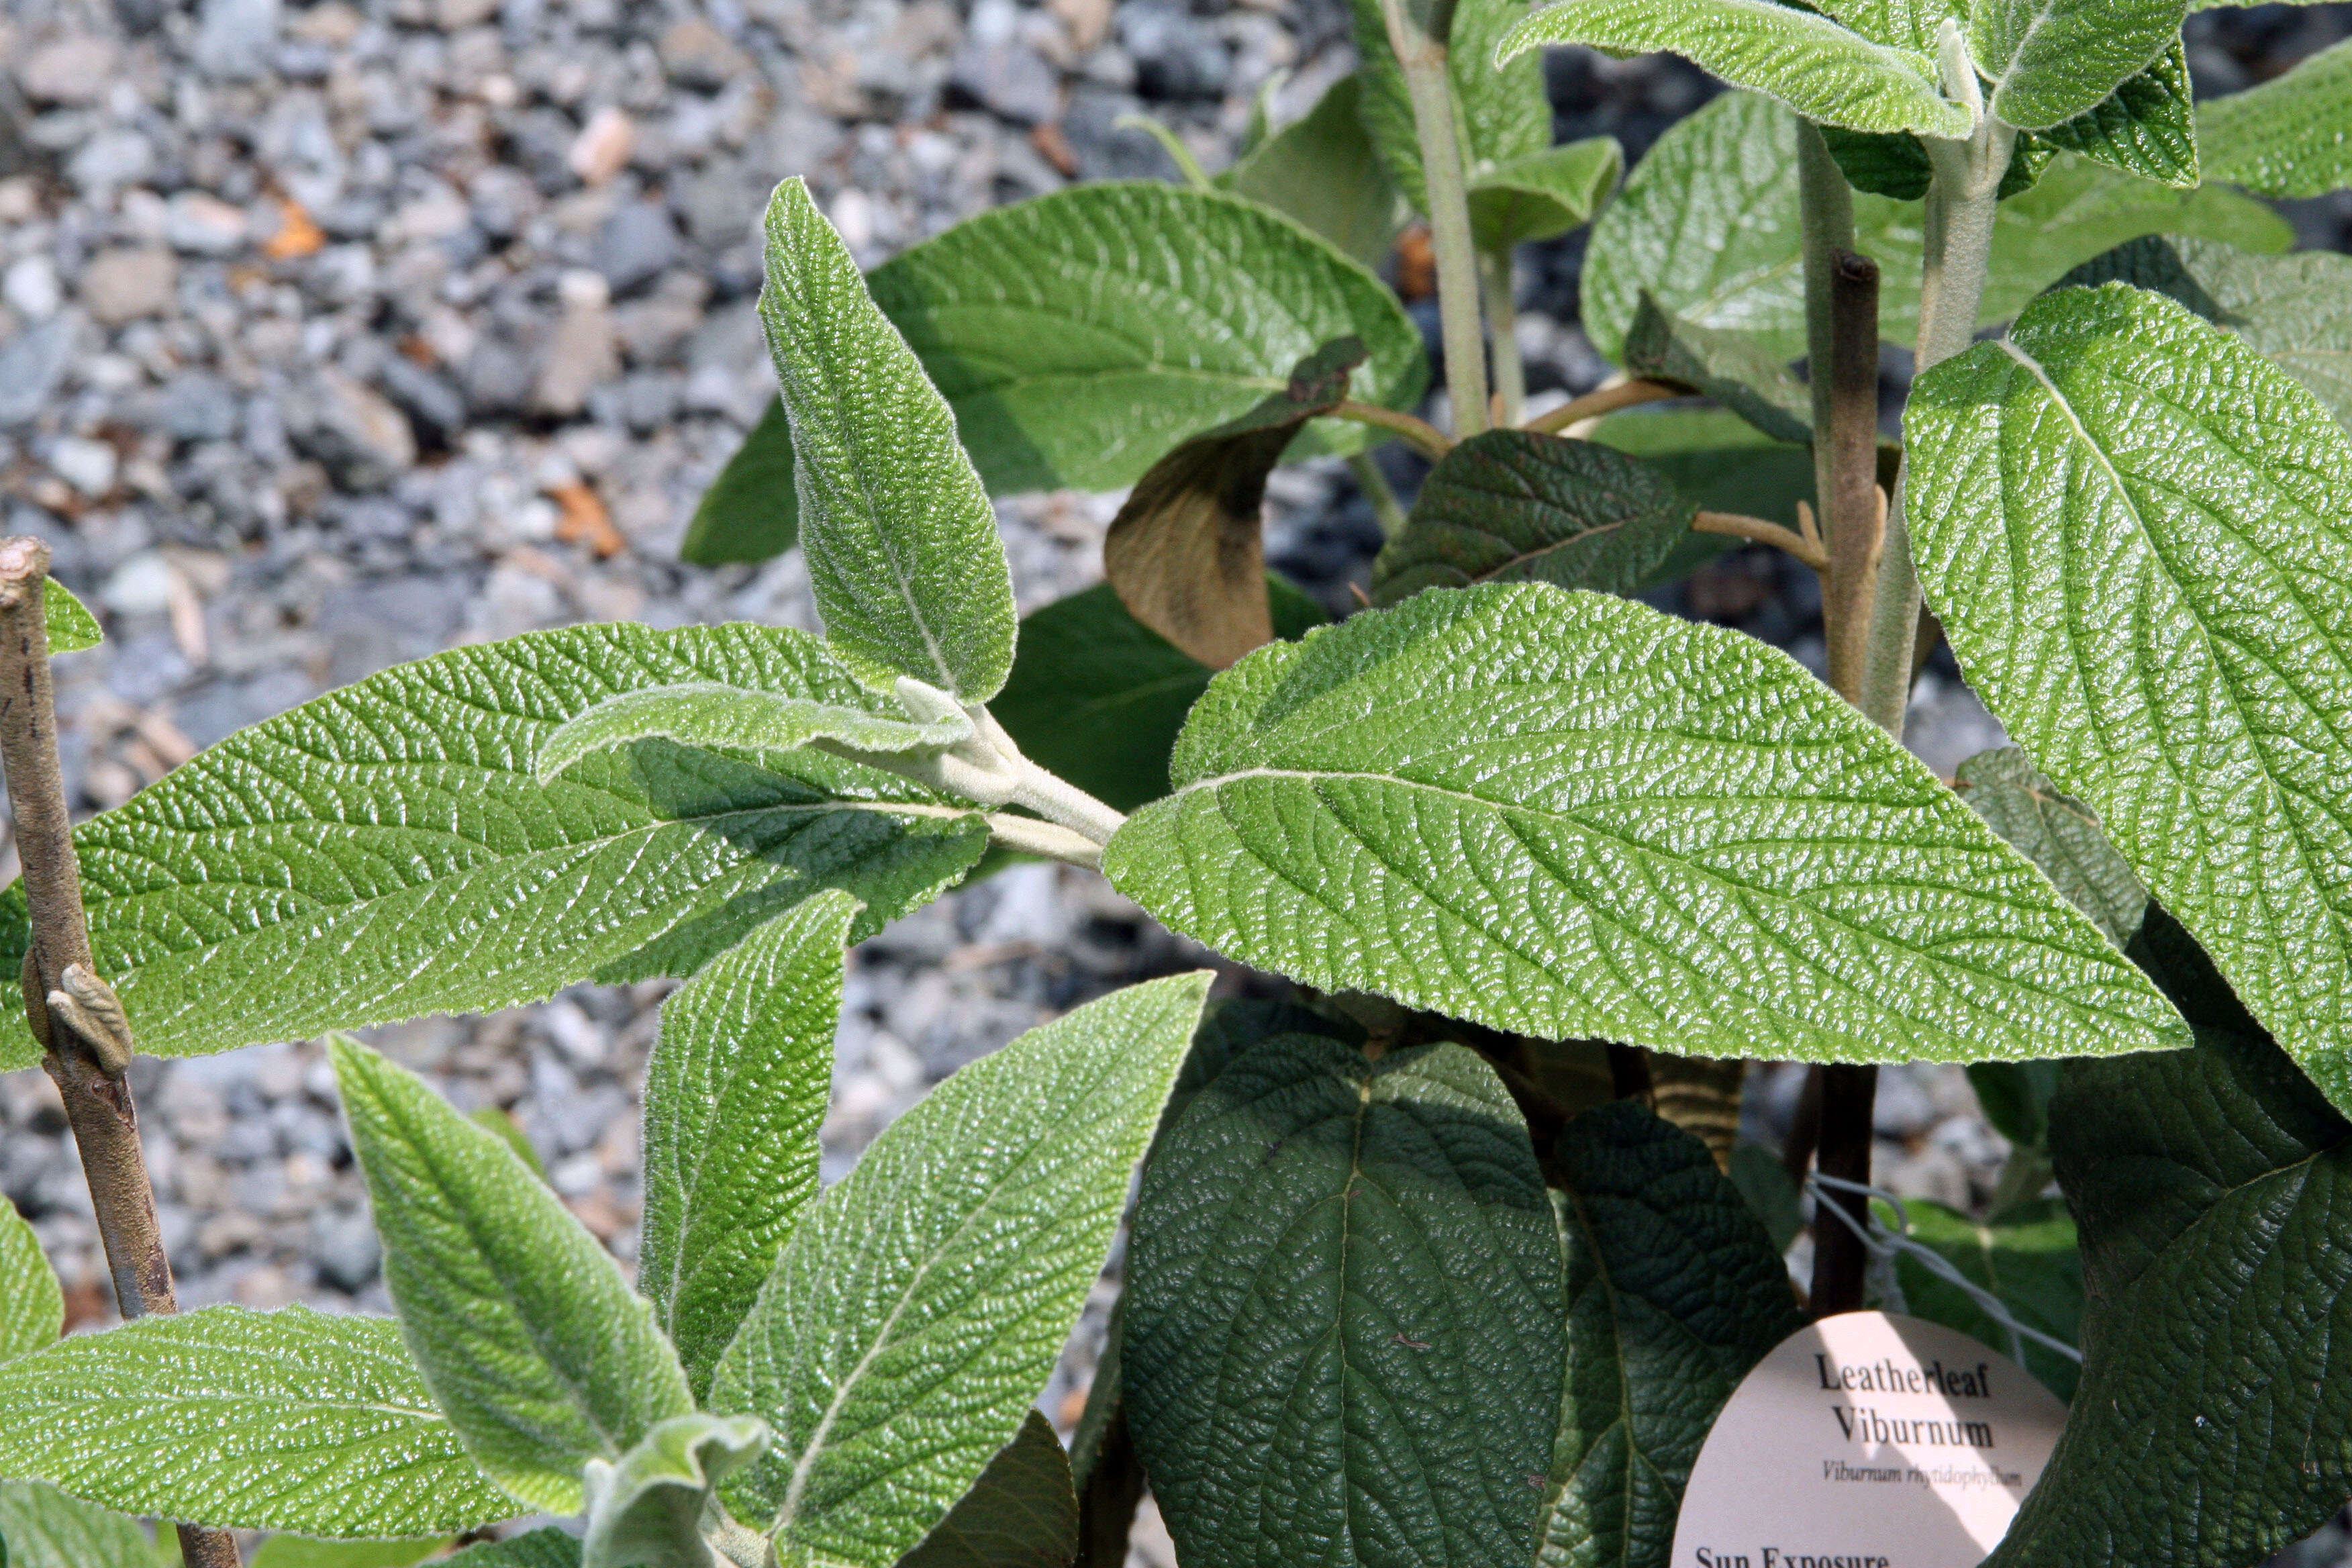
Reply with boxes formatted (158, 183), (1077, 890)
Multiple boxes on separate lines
(2201, 37), (2352, 197)
(0, 1197), (60, 1365)
(0, 1482), (155, 1568)
(1103, 582), (2187, 1065)
(1967, 0), (2186, 130)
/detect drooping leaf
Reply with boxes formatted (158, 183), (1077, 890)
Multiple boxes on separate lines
(1821, 123), (1937, 199)
(1967, 0), (2185, 129)
(0, 622), (989, 1072)
(2032, 36), (2197, 187)
(896, 1412), (1077, 1568)
(1104, 582), (2186, 1065)
(1103, 340), (1361, 670)
(0, 1483), (154, 1568)
(1369, 432), (1698, 607)
(40, 581), (101, 655)
(712, 973), (1212, 1565)
(1347, 0), (1553, 215)
(2199, 35), (2352, 198)
(641, 893), (856, 1401)
(1220, 75), (1408, 271)
(534, 683), (973, 786)
(1882, 1196), (2081, 1402)
(1952, 746), (2147, 949)
(1907, 283), (2352, 1104)
(758, 177), (1016, 701)
(0, 1306), (518, 1536)
(1622, 294), (1814, 445)
(1539, 1101), (1805, 1568)
(581, 1413), (770, 1568)
(1725, 1142), (1804, 1253)
(1466, 139), (1625, 252)
(1498, 0), (1971, 138)
(866, 183), (1426, 494)
(332, 1038), (695, 1515)
(440, 1532), (584, 1568)
(1965, 1059), (2060, 1153)
(247, 1537), (446, 1568)
(681, 397), (799, 567)
(1126, 1034), (1565, 1568)
(988, 579), (1327, 814)
(0, 1199), (60, 1365)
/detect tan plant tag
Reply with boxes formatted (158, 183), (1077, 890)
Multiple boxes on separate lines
(1670, 1310), (2068, 1568)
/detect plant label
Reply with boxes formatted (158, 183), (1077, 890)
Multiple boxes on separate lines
(1669, 1310), (2068, 1568)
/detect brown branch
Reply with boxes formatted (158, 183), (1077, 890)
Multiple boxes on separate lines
(1821, 248), (1886, 705)
(1692, 509), (1830, 573)
(1808, 1063), (1878, 1318)
(1329, 399), (1454, 460)
(0, 538), (241, 1568)
(1523, 377), (1682, 435)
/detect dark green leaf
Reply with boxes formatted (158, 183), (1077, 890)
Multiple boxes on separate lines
(1583, 407), (1817, 549)
(1963, 1061), (2059, 1151)
(1883, 1196), (2081, 1403)
(1726, 1142), (1805, 1253)
(1220, 75), (1407, 271)
(1622, 295), (1814, 446)
(2032, 37), (2198, 188)
(895, 1412), (1077, 1568)
(1467, 140), (1625, 252)
(1821, 124), (1933, 199)
(680, 397), (798, 567)
(440, 1531), (583, 1568)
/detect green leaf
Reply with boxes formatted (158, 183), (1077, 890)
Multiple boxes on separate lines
(1906, 283), (2352, 1103)
(468, 1108), (548, 1182)
(989, 580), (1326, 815)
(535, 683), (973, 787)
(442, 1532), (583, 1568)
(1104, 581), (2186, 1065)
(711, 972), (1212, 1565)
(1348, 0), (1553, 215)
(1821, 124), (1935, 199)
(0, 1483), (154, 1568)
(895, 1412), (1077, 1568)
(1882, 1196), (2081, 1402)
(248, 1538), (445, 1568)
(867, 183), (1426, 495)
(641, 893), (856, 1402)
(2202, 37), (2352, 197)
(1540, 1101), (1805, 1568)
(1726, 1142), (1804, 1253)
(1622, 293), (1814, 445)
(1499, 0), (1971, 137)
(1103, 339), (1362, 670)
(0, 622), (990, 1071)
(2032, 36), (2197, 187)
(1967, 0), (2184, 129)
(41, 581), (100, 655)
(1125, 1034), (1565, 1568)
(1220, 75), (1407, 271)
(0, 1305), (518, 1536)
(1964, 1059), (2059, 1151)
(681, 397), (799, 567)
(581, 1413), (770, 1568)
(1985, 923), (2351, 1568)
(1466, 139), (1625, 252)
(1584, 407), (1818, 542)
(0, 1199), (60, 1365)
(332, 1037), (695, 1515)
(758, 177), (1015, 701)
(1951, 746), (2146, 948)
(1369, 431), (1699, 607)
(1813, 0), (1949, 52)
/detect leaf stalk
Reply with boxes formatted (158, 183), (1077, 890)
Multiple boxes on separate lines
(1692, 509), (1830, 572)
(1522, 377), (1681, 436)
(1330, 399), (1454, 460)
(1479, 249), (1526, 428)
(1377, 0), (1489, 438)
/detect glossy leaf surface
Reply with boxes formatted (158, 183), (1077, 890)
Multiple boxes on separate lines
(2199, 35), (2352, 197)
(1967, 0), (2185, 128)
(0, 1199), (59, 1365)
(2033, 37), (2198, 187)
(0, 1483), (154, 1568)
(41, 581), (100, 654)
(896, 1411), (1077, 1568)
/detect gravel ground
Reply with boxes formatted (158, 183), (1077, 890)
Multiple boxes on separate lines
(1, 0), (2349, 1557)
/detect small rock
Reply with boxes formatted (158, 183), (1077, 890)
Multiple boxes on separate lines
(195, 0), (283, 81)
(376, 355), (469, 442)
(165, 191), (251, 255)
(101, 549), (178, 616)
(311, 1209), (381, 1292)
(435, 0), (499, 28)
(3, 255), (61, 319)
(1119, 2), (1229, 100)
(15, 36), (120, 106)
(285, 367), (417, 489)
(79, 246), (178, 325)
(0, 318), (77, 427)
(66, 128), (156, 191)
(947, 41), (1063, 124)
(50, 436), (118, 497)
(156, 371), (240, 442)
(535, 279), (620, 416)
(566, 104), (635, 185)
(1048, 0), (1113, 52)
(658, 17), (752, 91)
(462, 336), (537, 414)
(594, 200), (681, 295)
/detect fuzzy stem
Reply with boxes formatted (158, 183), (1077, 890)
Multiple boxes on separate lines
(1349, 452), (1410, 538)
(1479, 249), (1525, 428)
(1820, 249), (1886, 705)
(1523, 377), (1680, 435)
(0, 538), (242, 1568)
(983, 813), (1104, 869)
(1692, 509), (1829, 572)
(1330, 400), (1453, 460)
(1378, 0), (1488, 438)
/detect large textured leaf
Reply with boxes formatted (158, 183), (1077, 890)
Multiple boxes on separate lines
(1538, 1101), (1804, 1568)
(866, 183), (1425, 494)
(1985, 920), (2352, 1568)
(2200, 36), (2352, 198)
(1347, 0), (1552, 215)
(1885, 1196), (2082, 1402)
(1104, 582), (2186, 1065)
(0, 1483), (153, 1568)
(1467, 140), (1625, 252)
(1952, 746), (2146, 948)
(1369, 431), (1698, 607)
(2033, 37), (2197, 187)
(333, 1038), (694, 1515)
(758, 178), (1014, 700)
(1967, 0), (2184, 129)
(1220, 75), (1406, 271)
(0, 622), (989, 1072)
(1906, 284), (2352, 1103)
(641, 893), (855, 1400)
(896, 1412), (1077, 1568)
(247, 1539), (445, 1568)
(40, 581), (100, 655)
(1622, 294), (1813, 446)
(2053, 236), (2352, 433)
(442, 1532), (583, 1568)
(681, 397), (798, 567)
(1498, 0), (1971, 138)
(989, 580), (1326, 814)
(0, 1306), (518, 1536)
(711, 973), (1212, 1565)
(580, 1413), (769, 1568)
(1126, 1035), (1565, 1568)
(0, 1199), (58, 1365)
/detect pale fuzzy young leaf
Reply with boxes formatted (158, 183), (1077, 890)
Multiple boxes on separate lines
(534, 683), (973, 786)
(1369, 431), (1698, 607)
(0, 622), (990, 1073)
(758, 177), (1015, 701)
(0, 1198), (60, 1364)
(1103, 582), (2188, 1065)
(1538, 1102), (1804, 1568)
(1346, 0), (1553, 214)
(896, 1412), (1077, 1568)
(0, 1306), (518, 1536)
(1814, 0), (1951, 51)
(1907, 285), (2352, 1104)
(0, 1482), (154, 1568)
(1125, 1036), (1565, 1568)
(581, 1414), (771, 1568)
(1500, 0), (1970, 137)
(40, 581), (101, 654)
(680, 397), (798, 567)
(2032, 37), (2198, 188)
(1967, 0), (2185, 129)
(247, 1538), (446, 1568)
(2054, 236), (2352, 433)
(641, 893), (857, 1400)
(1220, 75), (1407, 271)
(1466, 138), (1625, 252)
(2200, 37), (2352, 198)
(441, 1532), (584, 1568)
(1885, 1197), (2082, 1402)
(1622, 293), (1814, 445)
(332, 1038), (695, 1515)
(711, 972), (1213, 1565)
(866, 183), (1426, 493)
